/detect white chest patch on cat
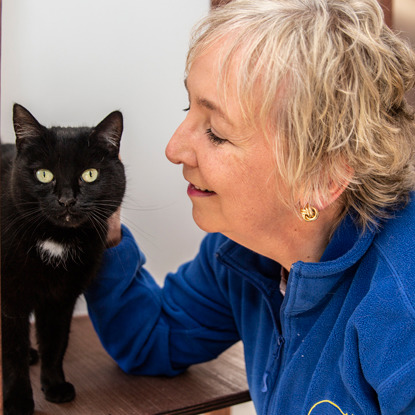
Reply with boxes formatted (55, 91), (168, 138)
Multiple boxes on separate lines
(36, 239), (77, 268)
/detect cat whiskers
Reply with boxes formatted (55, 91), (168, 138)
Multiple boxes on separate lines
(82, 199), (160, 249)
(93, 198), (159, 247)
(2, 203), (45, 239)
(84, 207), (112, 246)
(2, 206), (48, 262)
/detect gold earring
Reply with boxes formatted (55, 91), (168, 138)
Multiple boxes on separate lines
(300, 203), (319, 222)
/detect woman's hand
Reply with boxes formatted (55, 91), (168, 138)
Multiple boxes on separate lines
(106, 207), (122, 247)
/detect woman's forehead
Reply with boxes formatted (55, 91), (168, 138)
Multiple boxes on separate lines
(186, 36), (282, 138)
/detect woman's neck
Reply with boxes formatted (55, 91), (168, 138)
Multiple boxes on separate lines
(224, 203), (340, 270)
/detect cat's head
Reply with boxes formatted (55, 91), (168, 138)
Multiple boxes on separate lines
(11, 103), (126, 231)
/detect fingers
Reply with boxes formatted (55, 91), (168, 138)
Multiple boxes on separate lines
(106, 207), (122, 247)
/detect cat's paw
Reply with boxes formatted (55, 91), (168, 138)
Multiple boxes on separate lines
(42, 381), (76, 403)
(4, 396), (34, 415)
(29, 348), (39, 365)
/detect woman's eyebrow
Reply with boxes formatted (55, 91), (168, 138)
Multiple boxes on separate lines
(184, 78), (233, 126)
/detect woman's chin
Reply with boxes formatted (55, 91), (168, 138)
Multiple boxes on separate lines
(191, 210), (221, 234)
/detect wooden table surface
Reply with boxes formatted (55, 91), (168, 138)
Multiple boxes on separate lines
(30, 316), (251, 415)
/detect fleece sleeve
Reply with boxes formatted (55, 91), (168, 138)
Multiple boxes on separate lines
(354, 263), (415, 414)
(85, 226), (240, 376)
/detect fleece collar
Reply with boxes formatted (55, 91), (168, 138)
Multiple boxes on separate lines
(216, 214), (376, 314)
(291, 214), (375, 277)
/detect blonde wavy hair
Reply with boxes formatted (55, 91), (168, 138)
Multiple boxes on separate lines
(186, 0), (415, 231)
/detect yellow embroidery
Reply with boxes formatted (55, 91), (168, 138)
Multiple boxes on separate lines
(308, 400), (353, 415)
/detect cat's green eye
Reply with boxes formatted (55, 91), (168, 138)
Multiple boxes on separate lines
(81, 168), (99, 183)
(36, 169), (54, 183)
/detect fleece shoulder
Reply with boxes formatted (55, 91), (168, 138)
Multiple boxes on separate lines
(350, 202), (415, 412)
(373, 199), (415, 310)
(374, 198), (415, 262)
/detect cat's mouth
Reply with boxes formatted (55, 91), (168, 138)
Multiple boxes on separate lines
(63, 213), (76, 223)
(54, 210), (87, 228)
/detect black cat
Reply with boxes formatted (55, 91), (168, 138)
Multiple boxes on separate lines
(1, 104), (126, 415)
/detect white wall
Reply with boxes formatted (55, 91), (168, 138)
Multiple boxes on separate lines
(1, 0), (209, 307)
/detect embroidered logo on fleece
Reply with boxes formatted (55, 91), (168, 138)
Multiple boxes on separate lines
(308, 400), (354, 415)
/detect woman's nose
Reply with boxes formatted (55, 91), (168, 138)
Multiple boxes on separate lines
(165, 119), (197, 167)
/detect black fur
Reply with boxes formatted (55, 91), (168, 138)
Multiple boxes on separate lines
(1, 104), (126, 415)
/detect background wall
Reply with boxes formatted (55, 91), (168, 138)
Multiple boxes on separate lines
(1, 0), (209, 308)
(393, 0), (415, 106)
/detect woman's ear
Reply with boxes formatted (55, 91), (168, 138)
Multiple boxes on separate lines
(331, 174), (352, 202)
(307, 164), (354, 212)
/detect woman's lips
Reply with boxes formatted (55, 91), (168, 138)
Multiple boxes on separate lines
(187, 183), (216, 197)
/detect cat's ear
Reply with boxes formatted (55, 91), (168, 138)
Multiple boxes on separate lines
(90, 111), (123, 154)
(13, 104), (45, 151)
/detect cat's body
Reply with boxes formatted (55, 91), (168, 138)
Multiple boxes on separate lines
(1, 104), (126, 415)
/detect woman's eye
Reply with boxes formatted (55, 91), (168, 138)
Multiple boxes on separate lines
(206, 128), (227, 145)
(81, 168), (99, 183)
(36, 169), (54, 183)
(183, 106), (190, 112)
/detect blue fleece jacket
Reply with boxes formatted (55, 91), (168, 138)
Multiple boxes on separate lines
(86, 198), (415, 415)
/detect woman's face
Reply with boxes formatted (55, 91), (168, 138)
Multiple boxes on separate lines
(165, 42), (296, 249)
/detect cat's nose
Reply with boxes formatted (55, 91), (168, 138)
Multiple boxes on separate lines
(58, 196), (76, 207)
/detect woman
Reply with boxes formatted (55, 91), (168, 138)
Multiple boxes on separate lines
(86, 0), (415, 413)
